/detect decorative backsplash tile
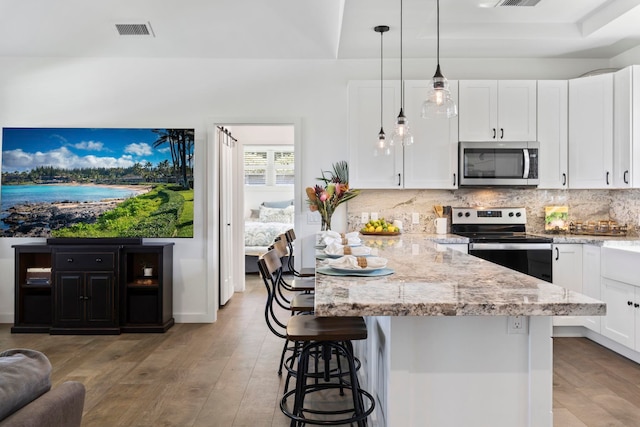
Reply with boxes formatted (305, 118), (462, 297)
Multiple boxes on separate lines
(346, 188), (640, 235)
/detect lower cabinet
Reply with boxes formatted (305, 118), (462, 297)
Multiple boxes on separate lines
(12, 241), (174, 335)
(552, 244), (583, 326)
(600, 278), (638, 348)
(582, 245), (602, 333)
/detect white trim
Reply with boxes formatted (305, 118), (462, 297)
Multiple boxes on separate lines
(207, 117), (302, 321)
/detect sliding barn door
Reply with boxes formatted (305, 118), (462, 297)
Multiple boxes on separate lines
(218, 128), (235, 305)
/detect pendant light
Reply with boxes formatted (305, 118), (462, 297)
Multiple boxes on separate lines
(374, 25), (391, 156)
(421, 0), (458, 119)
(392, 0), (414, 146)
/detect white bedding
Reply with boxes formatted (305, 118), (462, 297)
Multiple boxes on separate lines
(244, 220), (292, 249)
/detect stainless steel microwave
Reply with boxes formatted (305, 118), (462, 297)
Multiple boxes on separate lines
(459, 141), (539, 187)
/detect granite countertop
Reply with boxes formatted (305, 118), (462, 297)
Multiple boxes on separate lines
(314, 234), (605, 318)
(534, 233), (640, 246)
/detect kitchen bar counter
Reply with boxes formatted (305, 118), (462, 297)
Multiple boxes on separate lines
(314, 234), (605, 318)
(315, 233), (605, 427)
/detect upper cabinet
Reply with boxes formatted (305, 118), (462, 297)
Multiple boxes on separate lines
(348, 80), (459, 189)
(348, 80), (403, 189)
(568, 73), (614, 189)
(403, 80), (459, 189)
(537, 80), (568, 189)
(613, 66), (640, 188)
(458, 80), (536, 142)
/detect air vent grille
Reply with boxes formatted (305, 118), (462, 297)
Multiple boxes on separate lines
(495, 0), (541, 6)
(116, 23), (154, 36)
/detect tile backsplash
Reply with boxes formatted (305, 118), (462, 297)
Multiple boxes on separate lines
(346, 188), (640, 235)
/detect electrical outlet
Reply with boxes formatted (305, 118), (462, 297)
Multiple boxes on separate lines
(412, 213), (420, 224)
(307, 211), (321, 224)
(361, 212), (370, 223)
(371, 212), (379, 221)
(507, 316), (528, 334)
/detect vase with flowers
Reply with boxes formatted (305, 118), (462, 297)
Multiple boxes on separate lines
(305, 161), (360, 231)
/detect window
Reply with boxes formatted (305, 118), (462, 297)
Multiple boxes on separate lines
(244, 146), (294, 186)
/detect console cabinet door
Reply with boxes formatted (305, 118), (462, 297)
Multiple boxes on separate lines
(55, 272), (84, 324)
(86, 273), (115, 324)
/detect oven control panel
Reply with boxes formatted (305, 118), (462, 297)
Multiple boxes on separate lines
(451, 207), (527, 225)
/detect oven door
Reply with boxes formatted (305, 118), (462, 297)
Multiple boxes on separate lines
(468, 242), (552, 283)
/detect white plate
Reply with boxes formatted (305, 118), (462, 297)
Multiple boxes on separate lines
(330, 266), (386, 273)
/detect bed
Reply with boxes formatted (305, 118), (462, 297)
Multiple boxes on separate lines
(244, 203), (295, 273)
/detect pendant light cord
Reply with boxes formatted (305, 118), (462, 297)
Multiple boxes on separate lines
(380, 28), (384, 129)
(436, 0), (440, 66)
(400, 0), (404, 109)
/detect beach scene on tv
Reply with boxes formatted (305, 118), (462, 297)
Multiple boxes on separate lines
(0, 127), (194, 238)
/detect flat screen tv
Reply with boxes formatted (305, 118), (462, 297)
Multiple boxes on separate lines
(1, 127), (194, 238)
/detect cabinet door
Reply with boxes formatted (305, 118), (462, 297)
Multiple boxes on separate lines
(537, 80), (568, 189)
(568, 73), (613, 189)
(55, 272), (84, 323)
(552, 244), (583, 326)
(582, 245), (601, 332)
(497, 80), (537, 141)
(458, 80), (498, 141)
(403, 80), (459, 189)
(348, 80), (403, 189)
(85, 273), (115, 325)
(614, 67), (632, 188)
(601, 278), (635, 348)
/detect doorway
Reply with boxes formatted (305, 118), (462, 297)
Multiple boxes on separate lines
(212, 120), (300, 309)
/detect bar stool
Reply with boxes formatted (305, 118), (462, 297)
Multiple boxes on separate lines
(281, 316), (375, 426)
(272, 236), (315, 296)
(285, 229), (316, 277)
(258, 250), (313, 378)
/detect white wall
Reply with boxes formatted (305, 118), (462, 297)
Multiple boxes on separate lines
(0, 55), (612, 323)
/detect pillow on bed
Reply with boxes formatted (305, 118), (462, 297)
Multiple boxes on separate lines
(249, 209), (260, 219)
(262, 199), (294, 209)
(259, 205), (294, 223)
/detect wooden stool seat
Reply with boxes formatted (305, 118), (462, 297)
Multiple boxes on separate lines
(290, 294), (315, 313)
(286, 316), (367, 342)
(290, 277), (315, 292)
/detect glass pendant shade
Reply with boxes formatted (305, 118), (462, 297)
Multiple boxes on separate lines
(374, 127), (392, 157)
(392, 109), (414, 146)
(421, 67), (458, 118)
(422, 0), (457, 119)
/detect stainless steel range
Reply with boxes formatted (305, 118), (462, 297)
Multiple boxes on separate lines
(451, 207), (553, 283)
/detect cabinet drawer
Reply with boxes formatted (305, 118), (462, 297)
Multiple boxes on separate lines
(54, 252), (116, 270)
(601, 247), (640, 286)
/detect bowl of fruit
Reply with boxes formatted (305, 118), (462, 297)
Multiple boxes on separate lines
(360, 218), (401, 235)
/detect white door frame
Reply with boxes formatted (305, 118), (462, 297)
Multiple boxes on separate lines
(206, 117), (302, 321)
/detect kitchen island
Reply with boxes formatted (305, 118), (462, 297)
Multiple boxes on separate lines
(314, 234), (605, 427)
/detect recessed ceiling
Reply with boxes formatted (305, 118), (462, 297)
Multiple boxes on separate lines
(0, 0), (638, 60)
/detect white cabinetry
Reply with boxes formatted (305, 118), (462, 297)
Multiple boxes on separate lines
(348, 80), (459, 189)
(537, 80), (568, 189)
(458, 80), (536, 142)
(582, 245), (601, 332)
(403, 80), (459, 189)
(601, 246), (640, 350)
(348, 80), (402, 189)
(568, 73), (614, 189)
(552, 244), (583, 326)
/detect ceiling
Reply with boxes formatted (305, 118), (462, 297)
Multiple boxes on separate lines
(1, 0), (639, 60)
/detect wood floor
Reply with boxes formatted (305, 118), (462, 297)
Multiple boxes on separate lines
(2, 274), (640, 426)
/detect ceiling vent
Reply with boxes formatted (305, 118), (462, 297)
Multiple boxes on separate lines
(495, 0), (542, 6)
(115, 22), (155, 37)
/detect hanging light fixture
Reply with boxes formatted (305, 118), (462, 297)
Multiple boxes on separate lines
(392, 0), (414, 146)
(421, 0), (458, 119)
(374, 25), (391, 156)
